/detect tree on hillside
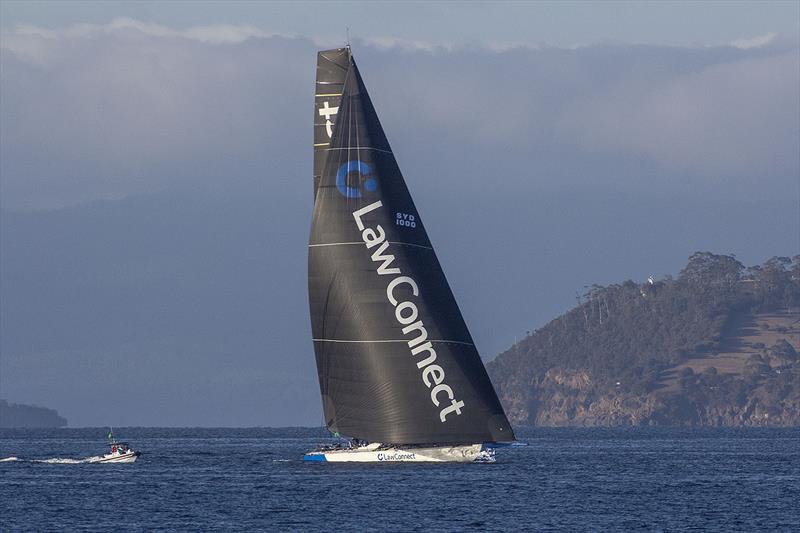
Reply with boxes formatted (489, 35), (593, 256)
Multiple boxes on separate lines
(679, 252), (743, 289)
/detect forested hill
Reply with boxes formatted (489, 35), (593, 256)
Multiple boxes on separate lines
(0, 400), (68, 428)
(487, 253), (800, 427)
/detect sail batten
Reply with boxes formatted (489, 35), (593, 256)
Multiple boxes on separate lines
(308, 49), (514, 445)
(309, 241), (433, 249)
(313, 339), (475, 345)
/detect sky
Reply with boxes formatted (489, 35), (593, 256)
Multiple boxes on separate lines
(1, 1), (798, 426)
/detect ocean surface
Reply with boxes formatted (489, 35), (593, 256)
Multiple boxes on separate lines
(1, 427), (798, 531)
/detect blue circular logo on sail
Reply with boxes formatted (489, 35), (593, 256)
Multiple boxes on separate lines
(336, 160), (377, 198)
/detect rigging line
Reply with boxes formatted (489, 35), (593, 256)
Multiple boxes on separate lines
(332, 57), (351, 209)
(355, 63), (361, 170)
(346, 61), (352, 208)
(338, 75), (348, 205)
(352, 61), (359, 204)
(349, 61), (357, 209)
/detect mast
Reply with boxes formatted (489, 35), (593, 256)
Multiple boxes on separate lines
(308, 49), (514, 445)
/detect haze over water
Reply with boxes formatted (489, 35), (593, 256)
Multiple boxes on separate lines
(2, 1), (797, 428)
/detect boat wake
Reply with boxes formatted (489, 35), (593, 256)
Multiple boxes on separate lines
(1, 456), (104, 464)
(35, 457), (86, 465)
(35, 457), (100, 464)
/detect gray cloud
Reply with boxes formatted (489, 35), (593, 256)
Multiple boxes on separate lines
(557, 50), (799, 179)
(2, 21), (797, 210)
(2, 31), (311, 209)
(1, 21), (797, 425)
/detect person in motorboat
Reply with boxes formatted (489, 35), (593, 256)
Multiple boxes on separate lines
(93, 441), (140, 462)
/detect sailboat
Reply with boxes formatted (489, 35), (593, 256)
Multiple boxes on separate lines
(304, 47), (515, 463)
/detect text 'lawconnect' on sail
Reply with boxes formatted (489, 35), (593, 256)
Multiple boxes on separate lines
(353, 200), (466, 423)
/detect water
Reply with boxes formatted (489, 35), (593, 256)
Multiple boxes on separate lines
(2, 427), (798, 531)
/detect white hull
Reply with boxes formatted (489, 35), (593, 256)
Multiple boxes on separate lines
(88, 451), (140, 463)
(304, 443), (493, 463)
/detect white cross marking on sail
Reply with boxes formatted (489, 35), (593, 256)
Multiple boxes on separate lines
(318, 101), (339, 137)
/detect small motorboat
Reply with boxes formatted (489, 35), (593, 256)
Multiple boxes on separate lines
(89, 430), (141, 463)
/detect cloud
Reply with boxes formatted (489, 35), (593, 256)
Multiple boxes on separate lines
(1, 20), (797, 210)
(2, 20), (797, 426)
(730, 32), (777, 50)
(1, 21), (314, 209)
(13, 17), (283, 44)
(556, 49), (799, 179)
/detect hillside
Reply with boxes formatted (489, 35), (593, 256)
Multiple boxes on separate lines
(0, 400), (68, 428)
(487, 253), (800, 427)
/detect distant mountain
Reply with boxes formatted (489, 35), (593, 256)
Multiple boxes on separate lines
(487, 253), (800, 427)
(0, 400), (68, 428)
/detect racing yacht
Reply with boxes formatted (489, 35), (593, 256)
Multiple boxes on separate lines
(304, 47), (515, 462)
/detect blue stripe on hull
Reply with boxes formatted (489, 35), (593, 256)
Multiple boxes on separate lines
(303, 453), (327, 462)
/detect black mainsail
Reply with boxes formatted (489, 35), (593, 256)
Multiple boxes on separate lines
(309, 48), (514, 445)
(313, 47), (349, 198)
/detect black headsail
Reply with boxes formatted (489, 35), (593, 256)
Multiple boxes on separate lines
(308, 48), (514, 445)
